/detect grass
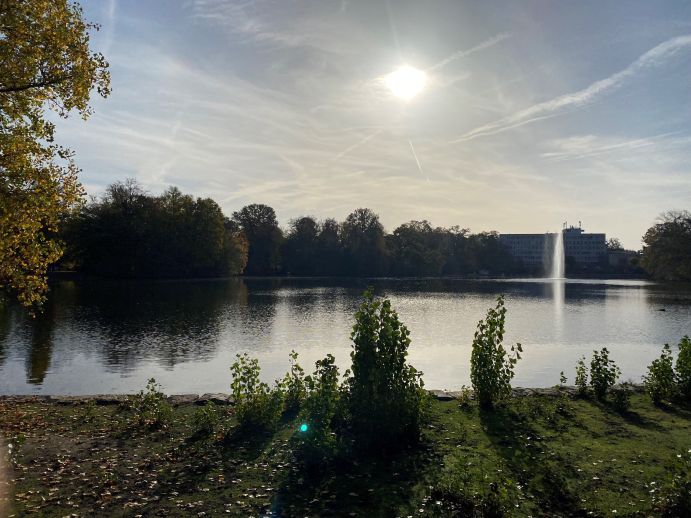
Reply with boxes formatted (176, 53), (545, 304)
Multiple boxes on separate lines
(1, 391), (690, 517)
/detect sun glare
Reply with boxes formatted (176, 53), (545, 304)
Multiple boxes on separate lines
(385, 65), (427, 101)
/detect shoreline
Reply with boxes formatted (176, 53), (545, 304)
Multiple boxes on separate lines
(0, 384), (646, 405)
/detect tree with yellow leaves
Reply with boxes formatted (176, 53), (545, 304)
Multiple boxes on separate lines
(0, 0), (110, 308)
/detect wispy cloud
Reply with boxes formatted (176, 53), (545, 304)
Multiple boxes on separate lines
(429, 32), (512, 71)
(188, 0), (360, 54)
(453, 35), (691, 142)
(540, 132), (690, 163)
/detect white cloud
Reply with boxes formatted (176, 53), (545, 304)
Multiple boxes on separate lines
(453, 35), (691, 142)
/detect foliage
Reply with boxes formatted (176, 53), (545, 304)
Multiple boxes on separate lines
(229, 353), (283, 432)
(589, 348), (621, 400)
(0, 0), (110, 308)
(63, 181), (248, 278)
(346, 289), (427, 450)
(126, 378), (172, 430)
(641, 211), (691, 281)
(191, 402), (222, 438)
(676, 335), (691, 400)
(232, 204), (283, 275)
(456, 385), (474, 408)
(611, 382), (632, 413)
(555, 371), (573, 416)
(575, 357), (589, 396)
(340, 208), (389, 276)
(282, 217), (320, 275)
(470, 295), (522, 409)
(61, 199), (526, 280)
(652, 450), (691, 516)
(281, 350), (307, 414)
(296, 354), (341, 465)
(645, 343), (677, 404)
(606, 237), (624, 251)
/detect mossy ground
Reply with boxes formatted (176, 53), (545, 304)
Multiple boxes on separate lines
(1, 392), (689, 517)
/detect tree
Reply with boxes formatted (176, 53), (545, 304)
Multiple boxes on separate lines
(641, 211), (691, 281)
(607, 238), (623, 251)
(64, 180), (247, 278)
(315, 218), (343, 275)
(232, 204), (283, 275)
(389, 220), (445, 276)
(0, 0), (110, 307)
(282, 216), (319, 275)
(340, 208), (388, 276)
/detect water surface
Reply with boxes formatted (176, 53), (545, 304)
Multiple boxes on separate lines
(1, 277), (689, 394)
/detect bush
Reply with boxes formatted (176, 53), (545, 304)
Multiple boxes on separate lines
(611, 382), (632, 413)
(230, 353), (284, 432)
(126, 378), (172, 430)
(676, 335), (691, 400)
(555, 371), (573, 417)
(281, 350), (307, 415)
(296, 354), (341, 465)
(346, 289), (427, 450)
(191, 402), (221, 437)
(589, 347), (620, 400)
(470, 295), (522, 409)
(645, 343), (676, 404)
(575, 357), (589, 396)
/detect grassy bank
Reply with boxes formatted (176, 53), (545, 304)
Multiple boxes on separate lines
(1, 390), (690, 517)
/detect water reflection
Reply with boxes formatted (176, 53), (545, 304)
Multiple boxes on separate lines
(26, 304), (56, 384)
(70, 279), (248, 369)
(1, 277), (690, 393)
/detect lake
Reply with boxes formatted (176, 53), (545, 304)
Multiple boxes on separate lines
(1, 277), (690, 395)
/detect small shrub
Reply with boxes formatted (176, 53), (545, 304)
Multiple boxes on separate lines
(611, 382), (632, 413)
(347, 288), (427, 450)
(555, 371), (573, 417)
(575, 357), (589, 396)
(645, 343), (676, 404)
(126, 378), (172, 430)
(192, 402), (221, 437)
(457, 385), (473, 408)
(230, 353), (284, 432)
(296, 354), (341, 465)
(281, 350), (307, 415)
(470, 295), (522, 409)
(676, 335), (691, 400)
(589, 347), (621, 400)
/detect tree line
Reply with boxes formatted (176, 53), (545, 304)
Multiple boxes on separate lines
(61, 180), (522, 278)
(61, 182), (691, 281)
(62, 180), (248, 278)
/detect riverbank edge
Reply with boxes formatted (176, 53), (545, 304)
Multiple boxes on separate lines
(0, 384), (646, 406)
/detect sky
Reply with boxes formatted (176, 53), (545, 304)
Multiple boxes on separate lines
(56, 0), (691, 249)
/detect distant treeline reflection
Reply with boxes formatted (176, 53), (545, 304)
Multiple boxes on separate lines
(61, 179), (519, 278)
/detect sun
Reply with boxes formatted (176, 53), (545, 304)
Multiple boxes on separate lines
(385, 65), (427, 101)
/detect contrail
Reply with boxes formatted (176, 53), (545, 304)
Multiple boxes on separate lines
(452, 34), (691, 142)
(332, 128), (383, 162)
(409, 139), (428, 182)
(429, 32), (511, 72)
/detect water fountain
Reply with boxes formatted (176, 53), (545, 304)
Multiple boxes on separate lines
(551, 229), (565, 279)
